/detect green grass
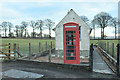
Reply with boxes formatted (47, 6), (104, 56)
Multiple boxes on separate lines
(1, 38), (55, 56)
(90, 40), (118, 46)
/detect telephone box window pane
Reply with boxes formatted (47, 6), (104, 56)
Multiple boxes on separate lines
(73, 42), (76, 45)
(67, 50), (74, 52)
(66, 57), (76, 60)
(66, 52), (75, 56)
(79, 26), (81, 40)
(67, 46), (75, 48)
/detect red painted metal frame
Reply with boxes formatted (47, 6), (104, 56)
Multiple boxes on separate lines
(63, 22), (80, 64)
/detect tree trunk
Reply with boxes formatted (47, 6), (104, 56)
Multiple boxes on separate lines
(41, 29), (42, 38)
(94, 27), (95, 39)
(9, 27), (11, 38)
(103, 27), (105, 39)
(16, 28), (19, 37)
(101, 28), (103, 39)
(33, 28), (34, 38)
(21, 29), (23, 38)
(25, 29), (26, 38)
(49, 28), (51, 38)
(40, 28), (42, 38)
(115, 27), (116, 39)
(5, 29), (7, 37)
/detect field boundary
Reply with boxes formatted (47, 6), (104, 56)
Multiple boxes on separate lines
(0, 38), (55, 40)
(90, 39), (120, 40)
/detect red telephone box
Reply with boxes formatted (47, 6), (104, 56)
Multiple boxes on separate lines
(63, 22), (80, 64)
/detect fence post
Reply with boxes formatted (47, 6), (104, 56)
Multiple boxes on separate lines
(39, 42), (41, 54)
(17, 44), (19, 58)
(14, 43), (17, 60)
(117, 44), (120, 76)
(29, 43), (31, 60)
(46, 42), (47, 51)
(48, 44), (51, 63)
(8, 43), (11, 59)
(51, 41), (52, 49)
(90, 43), (94, 71)
(112, 43), (114, 58)
(107, 42), (109, 54)
(111, 44), (112, 57)
(104, 42), (106, 51)
(41, 43), (43, 52)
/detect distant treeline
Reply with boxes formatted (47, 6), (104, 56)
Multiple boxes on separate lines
(0, 19), (55, 38)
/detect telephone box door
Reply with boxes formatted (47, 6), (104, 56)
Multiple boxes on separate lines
(63, 22), (80, 64)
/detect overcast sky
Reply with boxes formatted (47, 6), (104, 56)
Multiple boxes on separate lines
(0, 0), (119, 37)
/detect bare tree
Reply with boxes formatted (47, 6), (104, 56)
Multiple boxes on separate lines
(8, 22), (13, 38)
(36, 20), (44, 38)
(0, 21), (8, 37)
(109, 18), (120, 39)
(45, 19), (55, 38)
(30, 21), (37, 38)
(92, 12), (112, 39)
(80, 16), (89, 22)
(21, 21), (28, 38)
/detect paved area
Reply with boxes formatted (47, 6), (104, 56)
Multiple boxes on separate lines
(1, 47), (119, 79)
(2, 60), (118, 79)
(93, 47), (114, 74)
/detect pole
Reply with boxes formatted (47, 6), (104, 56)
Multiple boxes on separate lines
(39, 42), (41, 54)
(17, 44), (19, 58)
(29, 43), (31, 60)
(49, 44), (51, 62)
(117, 44), (120, 76)
(14, 43), (17, 60)
(112, 43), (114, 58)
(107, 42), (109, 54)
(46, 42), (47, 51)
(90, 43), (94, 71)
(8, 43), (11, 59)
(51, 41), (52, 49)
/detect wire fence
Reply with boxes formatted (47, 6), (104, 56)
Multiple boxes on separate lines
(97, 40), (118, 60)
(23, 41), (55, 56)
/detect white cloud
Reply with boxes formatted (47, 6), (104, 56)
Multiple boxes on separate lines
(76, 2), (117, 20)
(0, 1), (118, 37)
(0, 3), (23, 21)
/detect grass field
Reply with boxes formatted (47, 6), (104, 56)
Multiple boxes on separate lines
(90, 39), (119, 46)
(1, 38), (55, 56)
(1, 38), (119, 58)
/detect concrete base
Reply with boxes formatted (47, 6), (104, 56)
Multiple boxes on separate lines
(55, 50), (89, 58)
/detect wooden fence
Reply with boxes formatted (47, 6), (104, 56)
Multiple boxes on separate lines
(98, 41), (117, 59)
(0, 43), (23, 60)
